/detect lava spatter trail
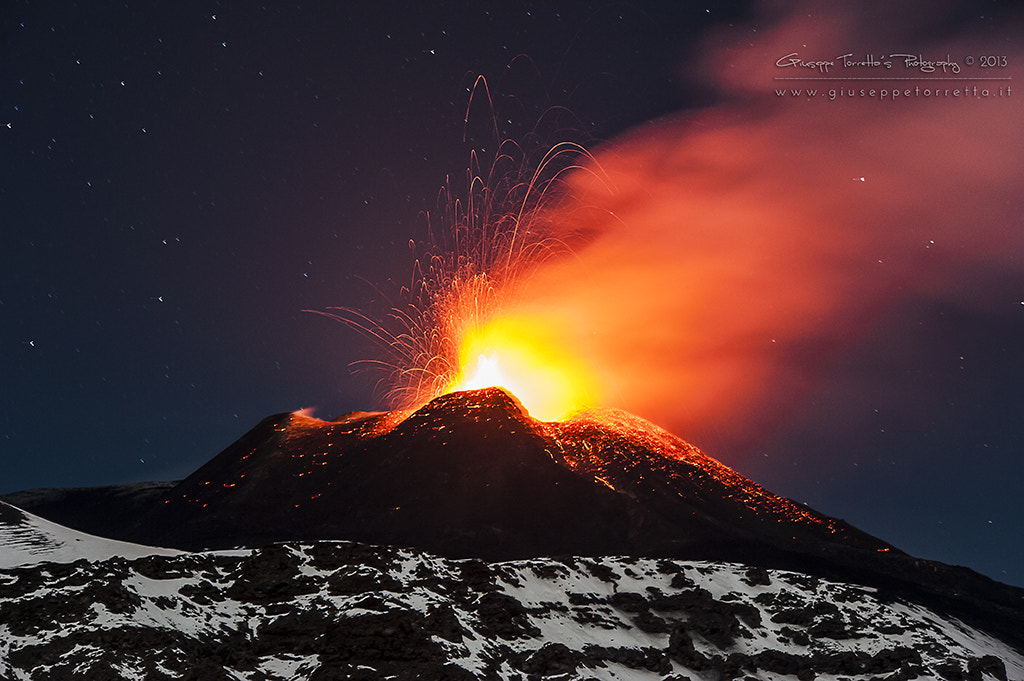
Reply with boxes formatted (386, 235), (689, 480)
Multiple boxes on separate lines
(309, 131), (611, 422)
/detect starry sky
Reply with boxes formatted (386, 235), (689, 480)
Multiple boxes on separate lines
(3, 2), (1022, 586)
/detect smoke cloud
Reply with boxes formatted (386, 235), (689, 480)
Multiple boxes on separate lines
(507, 3), (1023, 455)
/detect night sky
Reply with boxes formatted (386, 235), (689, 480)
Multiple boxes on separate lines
(3, 2), (1022, 587)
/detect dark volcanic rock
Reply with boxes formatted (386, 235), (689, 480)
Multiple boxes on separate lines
(1, 541), (1022, 680)
(119, 388), (887, 571)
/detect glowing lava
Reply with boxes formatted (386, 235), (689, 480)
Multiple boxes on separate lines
(446, 315), (598, 422)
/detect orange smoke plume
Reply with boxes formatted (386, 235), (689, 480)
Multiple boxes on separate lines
(317, 4), (1021, 456)
(469, 3), (1023, 452)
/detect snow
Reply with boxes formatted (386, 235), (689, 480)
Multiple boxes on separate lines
(253, 654), (320, 680)
(1, 523), (1022, 680)
(0, 501), (180, 568)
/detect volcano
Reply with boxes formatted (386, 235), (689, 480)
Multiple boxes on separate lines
(5, 387), (1024, 654)
(124, 388), (885, 562)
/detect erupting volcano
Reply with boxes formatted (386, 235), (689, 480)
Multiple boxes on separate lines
(5, 2), (1024, 677)
(7, 130), (1024, 664)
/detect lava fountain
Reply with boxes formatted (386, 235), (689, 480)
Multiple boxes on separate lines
(310, 133), (612, 422)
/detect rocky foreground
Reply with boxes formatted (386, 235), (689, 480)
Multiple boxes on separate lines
(1, 539), (1020, 681)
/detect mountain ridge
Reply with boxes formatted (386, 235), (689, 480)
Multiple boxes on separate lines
(4, 387), (1023, 654)
(1, 533), (1020, 681)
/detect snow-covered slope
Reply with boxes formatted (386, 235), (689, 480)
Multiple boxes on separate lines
(0, 500), (179, 569)
(1, 539), (1019, 681)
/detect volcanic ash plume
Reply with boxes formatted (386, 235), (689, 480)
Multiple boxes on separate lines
(496, 3), (1024, 455)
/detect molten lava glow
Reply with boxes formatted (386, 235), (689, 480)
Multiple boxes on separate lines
(446, 316), (598, 422)
(458, 354), (507, 391)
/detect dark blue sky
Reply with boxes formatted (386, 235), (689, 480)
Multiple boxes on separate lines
(2, 2), (1022, 586)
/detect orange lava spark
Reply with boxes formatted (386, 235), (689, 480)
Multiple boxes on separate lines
(312, 124), (610, 421)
